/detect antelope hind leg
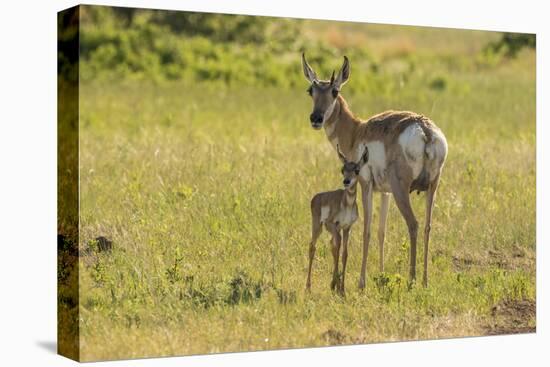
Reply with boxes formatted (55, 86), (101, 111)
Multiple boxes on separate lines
(389, 169), (419, 285)
(423, 174), (440, 287)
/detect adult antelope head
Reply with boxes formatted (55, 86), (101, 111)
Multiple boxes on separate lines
(302, 53), (350, 129)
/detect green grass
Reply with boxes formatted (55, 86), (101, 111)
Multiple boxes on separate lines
(66, 26), (536, 361)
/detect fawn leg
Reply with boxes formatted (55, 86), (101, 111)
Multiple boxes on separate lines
(306, 218), (322, 291)
(329, 224), (342, 291)
(340, 227), (350, 295)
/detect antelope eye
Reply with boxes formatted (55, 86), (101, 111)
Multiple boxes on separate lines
(307, 86), (313, 96)
(355, 169), (360, 175)
(332, 88), (339, 98)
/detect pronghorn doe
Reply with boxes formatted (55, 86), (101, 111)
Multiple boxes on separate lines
(302, 53), (448, 288)
(306, 145), (369, 295)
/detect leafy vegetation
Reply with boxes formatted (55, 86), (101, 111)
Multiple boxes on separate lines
(77, 6), (526, 94)
(485, 33), (536, 57)
(57, 6), (536, 361)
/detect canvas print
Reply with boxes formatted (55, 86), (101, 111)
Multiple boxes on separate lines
(58, 5), (536, 362)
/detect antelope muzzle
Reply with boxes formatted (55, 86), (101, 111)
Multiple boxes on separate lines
(309, 112), (324, 129)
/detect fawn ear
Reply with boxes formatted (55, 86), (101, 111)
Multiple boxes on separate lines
(360, 146), (369, 165)
(302, 52), (317, 83)
(337, 144), (347, 164)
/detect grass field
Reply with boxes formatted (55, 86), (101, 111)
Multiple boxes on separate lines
(67, 22), (536, 361)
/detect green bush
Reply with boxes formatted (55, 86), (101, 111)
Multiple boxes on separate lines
(79, 6), (389, 90)
(77, 5), (533, 96)
(485, 33), (536, 58)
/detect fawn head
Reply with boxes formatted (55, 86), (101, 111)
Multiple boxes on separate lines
(337, 145), (369, 188)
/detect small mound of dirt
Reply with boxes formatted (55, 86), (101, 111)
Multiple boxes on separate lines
(322, 329), (348, 345)
(452, 255), (477, 271)
(94, 236), (113, 252)
(485, 299), (536, 335)
(82, 236), (113, 257)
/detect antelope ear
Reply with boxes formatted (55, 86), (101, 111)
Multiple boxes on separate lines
(334, 56), (350, 87)
(302, 52), (317, 83)
(361, 146), (369, 164)
(337, 144), (347, 164)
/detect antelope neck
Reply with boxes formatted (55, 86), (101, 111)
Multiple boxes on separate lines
(343, 183), (358, 206)
(324, 96), (360, 157)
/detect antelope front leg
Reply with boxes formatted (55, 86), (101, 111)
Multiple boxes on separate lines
(359, 180), (373, 290)
(340, 227), (350, 295)
(306, 242), (317, 291)
(378, 193), (390, 273)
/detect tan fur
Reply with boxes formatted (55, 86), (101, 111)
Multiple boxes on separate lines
(306, 147), (367, 295)
(302, 54), (448, 288)
(326, 97), (443, 161)
(329, 98), (447, 287)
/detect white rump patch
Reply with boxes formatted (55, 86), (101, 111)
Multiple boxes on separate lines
(398, 124), (426, 179)
(320, 206), (330, 223)
(424, 128), (448, 180)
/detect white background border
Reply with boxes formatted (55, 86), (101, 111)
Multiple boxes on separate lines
(0, 0), (546, 365)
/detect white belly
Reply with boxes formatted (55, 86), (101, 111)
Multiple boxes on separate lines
(358, 140), (392, 192)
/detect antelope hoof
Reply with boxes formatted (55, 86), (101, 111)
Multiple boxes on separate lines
(358, 278), (366, 290)
(338, 283), (346, 297)
(422, 276), (428, 288)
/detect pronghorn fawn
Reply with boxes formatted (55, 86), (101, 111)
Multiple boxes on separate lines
(306, 145), (369, 295)
(302, 53), (448, 289)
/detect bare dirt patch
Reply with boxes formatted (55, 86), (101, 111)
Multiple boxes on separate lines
(484, 299), (536, 335)
(452, 246), (534, 272)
